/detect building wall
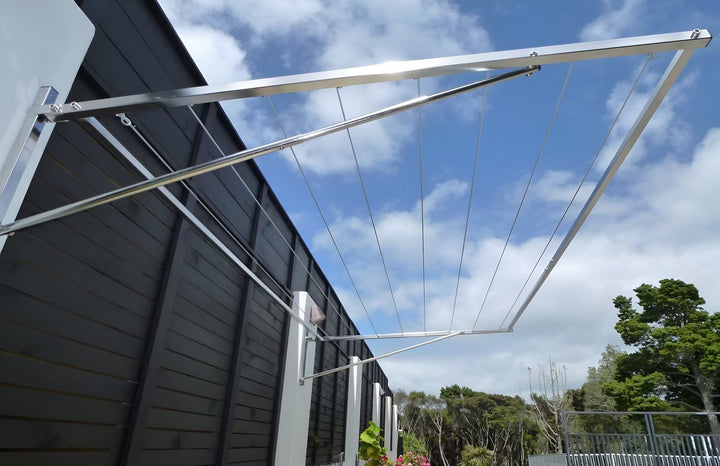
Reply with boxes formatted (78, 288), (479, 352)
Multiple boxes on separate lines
(0, 1), (390, 465)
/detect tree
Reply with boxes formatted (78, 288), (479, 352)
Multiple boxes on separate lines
(459, 444), (493, 466)
(396, 386), (541, 466)
(583, 346), (622, 413)
(400, 391), (430, 441)
(608, 279), (720, 434)
(401, 432), (428, 458)
(424, 395), (450, 466)
(440, 384), (475, 400)
(572, 346), (641, 434)
(528, 361), (569, 453)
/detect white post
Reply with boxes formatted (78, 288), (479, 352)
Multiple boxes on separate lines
(390, 404), (398, 461)
(343, 356), (362, 466)
(273, 291), (318, 466)
(383, 396), (393, 452)
(0, 0), (94, 253)
(372, 383), (382, 427)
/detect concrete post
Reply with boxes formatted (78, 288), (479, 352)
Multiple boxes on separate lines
(343, 356), (362, 466)
(372, 383), (382, 427)
(390, 404), (398, 461)
(273, 291), (318, 466)
(384, 396), (392, 453)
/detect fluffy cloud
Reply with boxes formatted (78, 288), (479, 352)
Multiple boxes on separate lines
(155, 0), (719, 399)
(380, 126), (720, 395)
(159, 0), (492, 174)
(580, 0), (645, 42)
(594, 63), (692, 172)
(174, 24), (251, 84)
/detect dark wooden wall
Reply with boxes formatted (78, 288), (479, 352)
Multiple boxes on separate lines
(0, 1), (390, 465)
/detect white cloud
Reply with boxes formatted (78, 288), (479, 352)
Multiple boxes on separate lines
(159, 0), (492, 175)
(156, 0), (720, 400)
(313, 179), (470, 319)
(531, 170), (588, 204)
(592, 60), (692, 174)
(337, 127), (720, 396)
(175, 24), (251, 83)
(580, 0), (645, 42)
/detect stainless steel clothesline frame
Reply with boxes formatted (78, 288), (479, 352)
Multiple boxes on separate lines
(32, 30), (710, 123)
(0, 30), (711, 366)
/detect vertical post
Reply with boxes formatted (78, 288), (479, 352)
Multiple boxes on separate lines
(389, 404), (398, 461)
(561, 410), (572, 466)
(0, 87), (57, 253)
(343, 356), (362, 466)
(644, 413), (660, 466)
(0, 0), (94, 253)
(384, 396), (393, 451)
(268, 231), (298, 466)
(372, 383), (382, 427)
(273, 291), (318, 466)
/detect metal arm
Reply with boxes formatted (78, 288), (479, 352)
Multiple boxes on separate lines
(0, 66), (537, 237)
(34, 30), (710, 122)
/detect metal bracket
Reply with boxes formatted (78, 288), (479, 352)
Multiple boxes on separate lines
(0, 86), (59, 252)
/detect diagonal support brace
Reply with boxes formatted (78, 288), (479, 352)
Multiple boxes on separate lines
(0, 66), (537, 237)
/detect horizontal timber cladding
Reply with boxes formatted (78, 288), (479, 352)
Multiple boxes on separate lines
(0, 1), (393, 466)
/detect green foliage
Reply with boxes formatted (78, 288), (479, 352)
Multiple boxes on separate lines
(359, 422), (390, 466)
(608, 279), (720, 433)
(398, 387), (539, 466)
(440, 384), (475, 400)
(603, 371), (671, 411)
(401, 432), (427, 458)
(459, 444), (493, 466)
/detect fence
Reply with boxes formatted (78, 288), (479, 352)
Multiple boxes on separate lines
(562, 412), (720, 466)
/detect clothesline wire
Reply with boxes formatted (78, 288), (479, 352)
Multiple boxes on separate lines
(498, 55), (652, 328)
(186, 104), (360, 337)
(265, 96), (379, 335)
(335, 87), (404, 333)
(450, 72), (489, 331)
(417, 79), (427, 332)
(116, 111), (337, 337)
(472, 62), (574, 330)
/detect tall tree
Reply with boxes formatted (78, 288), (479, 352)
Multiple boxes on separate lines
(396, 387), (540, 466)
(528, 361), (569, 453)
(607, 279), (720, 434)
(424, 395), (450, 466)
(571, 346), (642, 434)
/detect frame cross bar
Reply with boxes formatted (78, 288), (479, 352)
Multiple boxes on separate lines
(33, 30), (710, 122)
(0, 66), (537, 237)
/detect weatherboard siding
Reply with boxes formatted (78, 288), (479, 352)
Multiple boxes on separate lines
(0, 1), (390, 465)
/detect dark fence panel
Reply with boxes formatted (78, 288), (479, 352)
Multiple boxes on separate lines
(0, 1), (393, 466)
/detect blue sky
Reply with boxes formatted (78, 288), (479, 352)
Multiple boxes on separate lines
(158, 0), (720, 397)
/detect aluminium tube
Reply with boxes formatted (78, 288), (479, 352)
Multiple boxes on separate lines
(0, 66), (538, 237)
